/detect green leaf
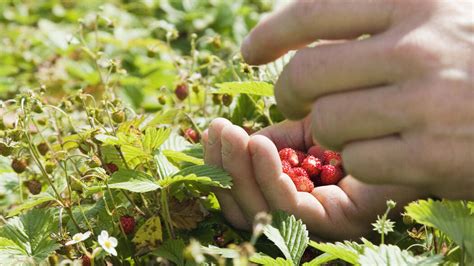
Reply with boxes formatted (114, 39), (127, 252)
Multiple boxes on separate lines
(142, 127), (171, 153)
(108, 170), (160, 193)
(169, 165), (232, 188)
(263, 211), (309, 265)
(0, 209), (61, 263)
(250, 253), (294, 265)
(308, 240), (361, 265)
(303, 253), (338, 266)
(405, 199), (474, 261)
(8, 193), (57, 217)
(358, 244), (443, 266)
(145, 109), (180, 127)
(200, 245), (239, 258)
(163, 150), (204, 165)
(215, 81), (273, 96)
(154, 239), (186, 265)
(155, 151), (179, 178)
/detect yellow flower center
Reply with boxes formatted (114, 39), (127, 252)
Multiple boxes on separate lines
(104, 240), (112, 248)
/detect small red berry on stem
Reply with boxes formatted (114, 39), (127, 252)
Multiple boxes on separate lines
(184, 128), (200, 143)
(175, 83), (189, 101)
(120, 215), (136, 234)
(104, 162), (118, 174)
(81, 255), (91, 266)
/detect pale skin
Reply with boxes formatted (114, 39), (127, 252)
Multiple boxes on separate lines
(204, 0), (473, 239)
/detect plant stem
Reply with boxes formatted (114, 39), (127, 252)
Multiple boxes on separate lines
(160, 189), (174, 239)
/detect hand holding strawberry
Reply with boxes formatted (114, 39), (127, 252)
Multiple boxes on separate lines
(203, 117), (426, 239)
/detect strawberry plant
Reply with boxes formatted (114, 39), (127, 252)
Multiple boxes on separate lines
(0, 1), (472, 265)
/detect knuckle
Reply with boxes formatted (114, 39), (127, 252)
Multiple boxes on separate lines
(387, 31), (443, 71)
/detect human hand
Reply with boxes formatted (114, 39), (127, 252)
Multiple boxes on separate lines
(241, 0), (474, 199)
(203, 118), (425, 240)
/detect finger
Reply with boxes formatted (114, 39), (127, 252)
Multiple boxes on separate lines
(255, 117), (313, 151)
(221, 125), (269, 220)
(310, 84), (417, 150)
(343, 135), (474, 199)
(275, 39), (397, 120)
(205, 118), (232, 167)
(242, 0), (394, 65)
(204, 118), (249, 229)
(248, 135), (372, 239)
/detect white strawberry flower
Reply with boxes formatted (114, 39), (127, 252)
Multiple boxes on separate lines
(65, 231), (91, 246)
(98, 230), (118, 256)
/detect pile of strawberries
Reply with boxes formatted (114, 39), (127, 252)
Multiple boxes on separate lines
(279, 146), (345, 193)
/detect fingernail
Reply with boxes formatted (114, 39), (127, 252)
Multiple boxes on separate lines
(221, 135), (233, 158)
(208, 128), (217, 145)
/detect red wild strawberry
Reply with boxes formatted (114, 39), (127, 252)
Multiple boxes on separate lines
(320, 165), (344, 185)
(301, 155), (322, 176)
(175, 83), (189, 101)
(105, 163), (118, 174)
(323, 150), (343, 167)
(288, 167), (314, 192)
(184, 128), (200, 143)
(281, 160), (292, 174)
(308, 145), (325, 162)
(279, 148), (299, 167)
(120, 215), (136, 234)
(296, 150), (306, 165)
(81, 255), (91, 266)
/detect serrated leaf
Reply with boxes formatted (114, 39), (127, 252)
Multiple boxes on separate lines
(303, 253), (337, 266)
(169, 199), (206, 230)
(145, 109), (180, 128)
(168, 165), (232, 188)
(161, 132), (192, 152)
(0, 209), (61, 263)
(308, 240), (361, 265)
(358, 244), (443, 266)
(163, 150), (204, 165)
(8, 193), (57, 217)
(142, 127), (171, 153)
(263, 211), (309, 265)
(405, 199), (474, 261)
(154, 239), (186, 265)
(215, 81), (273, 96)
(108, 170), (160, 193)
(250, 253), (293, 265)
(155, 151), (179, 178)
(132, 216), (163, 249)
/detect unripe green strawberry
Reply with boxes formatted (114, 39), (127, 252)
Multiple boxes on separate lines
(157, 95), (166, 105)
(0, 142), (13, 156)
(45, 161), (55, 174)
(37, 142), (49, 156)
(32, 101), (43, 113)
(11, 158), (28, 173)
(87, 155), (102, 168)
(9, 129), (23, 141)
(212, 94), (221, 105)
(112, 110), (125, 123)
